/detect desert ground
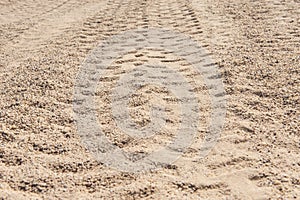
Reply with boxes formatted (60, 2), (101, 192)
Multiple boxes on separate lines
(0, 0), (299, 199)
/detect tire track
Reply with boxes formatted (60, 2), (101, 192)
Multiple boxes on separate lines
(12, 1), (103, 48)
(0, 0), (86, 26)
(0, 0), (298, 199)
(0, 1), (113, 93)
(73, 0), (226, 194)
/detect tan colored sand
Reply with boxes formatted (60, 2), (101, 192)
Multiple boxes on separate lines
(0, 0), (299, 199)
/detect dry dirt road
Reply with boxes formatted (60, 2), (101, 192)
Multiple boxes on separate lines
(0, 0), (299, 199)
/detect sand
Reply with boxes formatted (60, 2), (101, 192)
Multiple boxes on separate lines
(0, 0), (299, 199)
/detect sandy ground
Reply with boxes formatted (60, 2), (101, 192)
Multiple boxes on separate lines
(0, 0), (299, 199)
